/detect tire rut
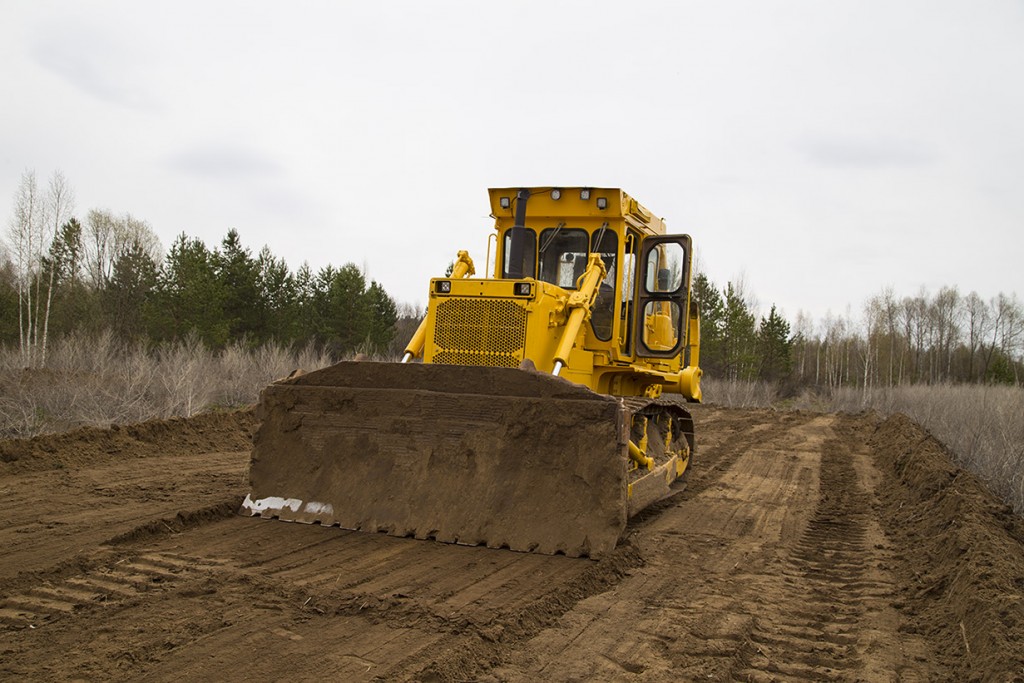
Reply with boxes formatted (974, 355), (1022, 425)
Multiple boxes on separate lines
(731, 432), (877, 680)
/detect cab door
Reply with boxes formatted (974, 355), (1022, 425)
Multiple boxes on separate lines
(635, 234), (692, 358)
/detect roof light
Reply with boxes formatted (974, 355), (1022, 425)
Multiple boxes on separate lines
(580, 189), (591, 200)
(550, 189), (561, 200)
(597, 197), (608, 210)
(500, 196), (511, 209)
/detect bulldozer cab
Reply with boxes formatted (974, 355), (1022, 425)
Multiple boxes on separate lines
(490, 188), (695, 372)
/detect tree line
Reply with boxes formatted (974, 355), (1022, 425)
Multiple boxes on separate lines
(792, 287), (1024, 388)
(7, 169), (1021, 387)
(2, 170), (402, 366)
(694, 273), (1024, 389)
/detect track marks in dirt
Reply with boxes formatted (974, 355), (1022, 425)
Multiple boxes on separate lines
(485, 411), (944, 682)
(3, 406), (1022, 681)
(483, 411), (833, 681)
(731, 426), (931, 682)
(0, 551), (231, 630)
(0, 506), (645, 682)
(0, 450), (249, 581)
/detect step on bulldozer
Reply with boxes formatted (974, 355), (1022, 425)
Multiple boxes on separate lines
(243, 188), (702, 558)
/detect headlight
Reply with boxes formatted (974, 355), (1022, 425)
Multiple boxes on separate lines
(550, 189), (561, 200)
(435, 280), (452, 294)
(514, 282), (532, 297)
(597, 197), (608, 209)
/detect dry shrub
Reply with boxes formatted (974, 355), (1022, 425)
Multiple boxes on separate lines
(871, 384), (1024, 515)
(805, 383), (1024, 514)
(0, 332), (333, 438)
(799, 383), (1023, 514)
(156, 334), (219, 418)
(216, 340), (334, 407)
(700, 378), (1024, 514)
(700, 377), (777, 408)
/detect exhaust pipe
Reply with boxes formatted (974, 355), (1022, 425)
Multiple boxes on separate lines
(505, 189), (530, 279)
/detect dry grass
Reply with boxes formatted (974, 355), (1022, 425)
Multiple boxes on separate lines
(0, 332), (333, 438)
(5, 343), (1020, 516)
(703, 377), (1024, 515)
(699, 377), (778, 409)
(824, 384), (1024, 515)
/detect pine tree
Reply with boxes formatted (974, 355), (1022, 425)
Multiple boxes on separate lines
(41, 218), (100, 338)
(215, 229), (264, 344)
(325, 263), (371, 355)
(0, 259), (19, 346)
(721, 282), (757, 380)
(104, 242), (159, 341)
(691, 272), (724, 375)
(149, 233), (228, 346)
(365, 280), (398, 353)
(255, 246), (298, 343)
(757, 304), (793, 382)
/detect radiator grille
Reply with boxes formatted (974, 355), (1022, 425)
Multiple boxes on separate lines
(432, 299), (527, 368)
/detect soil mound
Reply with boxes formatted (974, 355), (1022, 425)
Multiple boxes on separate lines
(0, 409), (257, 474)
(869, 412), (1024, 680)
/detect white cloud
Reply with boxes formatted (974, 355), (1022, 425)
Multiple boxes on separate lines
(30, 15), (161, 110)
(166, 145), (283, 179)
(795, 136), (935, 169)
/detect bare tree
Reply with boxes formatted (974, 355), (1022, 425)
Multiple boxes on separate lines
(5, 170), (81, 367)
(990, 293), (1024, 381)
(961, 291), (987, 381)
(931, 286), (961, 382)
(40, 171), (75, 365)
(84, 209), (118, 289)
(84, 209), (161, 289)
(791, 309), (815, 381)
(862, 296), (883, 396)
(6, 170), (44, 366)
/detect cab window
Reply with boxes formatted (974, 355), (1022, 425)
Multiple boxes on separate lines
(538, 228), (589, 288)
(502, 228), (536, 279)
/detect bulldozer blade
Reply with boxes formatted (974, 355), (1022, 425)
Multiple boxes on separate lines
(242, 362), (630, 558)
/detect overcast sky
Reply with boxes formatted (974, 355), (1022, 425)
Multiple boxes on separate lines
(2, 1), (1022, 325)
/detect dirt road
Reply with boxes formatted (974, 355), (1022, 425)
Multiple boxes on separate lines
(1, 406), (1022, 681)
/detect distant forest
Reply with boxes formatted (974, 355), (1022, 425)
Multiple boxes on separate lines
(4, 169), (1022, 387)
(2, 170), (411, 366)
(693, 274), (1024, 389)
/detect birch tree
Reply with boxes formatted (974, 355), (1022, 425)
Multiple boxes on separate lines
(40, 171), (75, 364)
(5, 170), (79, 366)
(6, 171), (45, 366)
(84, 209), (160, 290)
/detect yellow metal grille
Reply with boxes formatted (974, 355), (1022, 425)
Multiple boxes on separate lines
(432, 299), (527, 368)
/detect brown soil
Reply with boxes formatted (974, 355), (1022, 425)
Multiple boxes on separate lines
(1, 406), (1022, 681)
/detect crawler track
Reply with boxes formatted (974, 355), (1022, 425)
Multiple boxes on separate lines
(1, 407), (1022, 681)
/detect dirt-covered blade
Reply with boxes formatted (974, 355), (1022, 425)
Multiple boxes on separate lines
(242, 362), (630, 558)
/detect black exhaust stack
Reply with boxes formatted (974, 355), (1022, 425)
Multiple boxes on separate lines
(506, 188), (530, 279)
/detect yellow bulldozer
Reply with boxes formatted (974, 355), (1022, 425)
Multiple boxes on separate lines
(242, 187), (702, 558)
